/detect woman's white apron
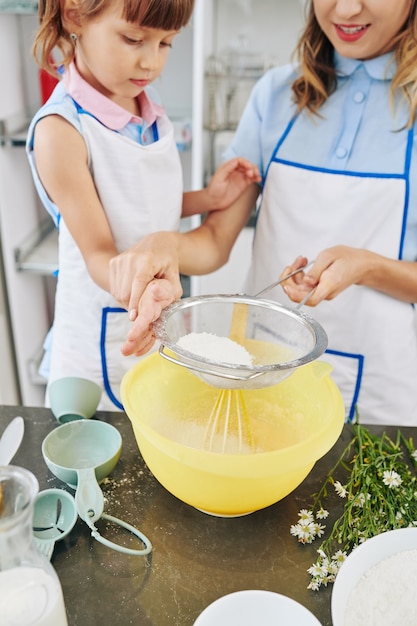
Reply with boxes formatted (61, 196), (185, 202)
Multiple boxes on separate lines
(244, 118), (417, 425)
(49, 111), (182, 410)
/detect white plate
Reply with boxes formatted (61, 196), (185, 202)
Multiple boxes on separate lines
(193, 590), (322, 625)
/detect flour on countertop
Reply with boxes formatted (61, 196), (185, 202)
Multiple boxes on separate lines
(344, 548), (417, 625)
(176, 332), (253, 365)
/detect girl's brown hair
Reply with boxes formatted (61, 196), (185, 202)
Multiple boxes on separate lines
(33, 0), (194, 76)
(292, 0), (417, 126)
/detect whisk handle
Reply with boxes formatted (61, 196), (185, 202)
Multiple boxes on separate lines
(158, 345), (264, 382)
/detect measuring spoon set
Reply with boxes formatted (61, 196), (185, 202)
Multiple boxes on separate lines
(1, 377), (152, 561)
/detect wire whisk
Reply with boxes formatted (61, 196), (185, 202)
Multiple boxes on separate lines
(204, 389), (255, 454)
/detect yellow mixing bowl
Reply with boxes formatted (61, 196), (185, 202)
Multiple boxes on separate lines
(121, 352), (345, 516)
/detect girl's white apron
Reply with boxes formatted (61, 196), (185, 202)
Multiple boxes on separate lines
(244, 118), (417, 425)
(49, 112), (182, 410)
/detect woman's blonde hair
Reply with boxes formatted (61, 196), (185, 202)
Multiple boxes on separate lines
(292, 0), (417, 126)
(33, 0), (194, 76)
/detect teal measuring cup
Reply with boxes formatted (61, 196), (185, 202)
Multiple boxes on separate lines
(33, 488), (78, 560)
(41, 420), (151, 556)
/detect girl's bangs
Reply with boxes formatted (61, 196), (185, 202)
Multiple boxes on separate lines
(122, 0), (194, 30)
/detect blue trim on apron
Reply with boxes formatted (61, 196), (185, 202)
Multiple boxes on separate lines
(274, 159), (407, 179)
(100, 307), (125, 410)
(326, 349), (364, 423)
(151, 120), (159, 142)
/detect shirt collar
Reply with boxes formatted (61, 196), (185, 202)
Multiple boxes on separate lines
(63, 61), (165, 130)
(334, 51), (396, 81)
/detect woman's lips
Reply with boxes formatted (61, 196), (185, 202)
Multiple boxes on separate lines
(334, 23), (370, 43)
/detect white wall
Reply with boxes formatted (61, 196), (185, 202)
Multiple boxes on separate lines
(155, 20), (194, 118)
(212, 0), (306, 66)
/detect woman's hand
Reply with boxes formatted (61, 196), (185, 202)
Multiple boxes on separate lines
(280, 247), (375, 306)
(282, 247), (417, 306)
(204, 157), (261, 211)
(109, 232), (182, 321)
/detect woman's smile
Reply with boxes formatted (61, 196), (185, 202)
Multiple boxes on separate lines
(313, 0), (413, 60)
(334, 23), (370, 43)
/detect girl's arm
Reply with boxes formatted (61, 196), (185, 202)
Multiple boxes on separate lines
(33, 114), (118, 291)
(181, 157), (261, 217)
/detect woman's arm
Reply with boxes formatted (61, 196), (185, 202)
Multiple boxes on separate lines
(178, 182), (260, 274)
(112, 182), (260, 313)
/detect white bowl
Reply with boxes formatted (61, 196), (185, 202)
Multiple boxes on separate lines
(193, 590), (322, 625)
(331, 527), (417, 625)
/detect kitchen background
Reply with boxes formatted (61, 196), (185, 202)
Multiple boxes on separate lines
(0, 0), (306, 406)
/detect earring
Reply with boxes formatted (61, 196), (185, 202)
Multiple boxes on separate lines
(70, 33), (78, 42)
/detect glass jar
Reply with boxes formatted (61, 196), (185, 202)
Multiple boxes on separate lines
(0, 465), (68, 625)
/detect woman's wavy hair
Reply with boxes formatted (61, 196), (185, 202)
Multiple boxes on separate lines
(33, 0), (194, 76)
(292, 0), (417, 126)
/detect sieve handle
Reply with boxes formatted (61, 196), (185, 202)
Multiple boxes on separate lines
(254, 261), (315, 298)
(158, 345), (264, 382)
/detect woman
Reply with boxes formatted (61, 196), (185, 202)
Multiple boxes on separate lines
(113, 0), (417, 426)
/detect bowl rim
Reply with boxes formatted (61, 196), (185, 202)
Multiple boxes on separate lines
(194, 589), (322, 625)
(152, 294), (328, 374)
(41, 419), (122, 472)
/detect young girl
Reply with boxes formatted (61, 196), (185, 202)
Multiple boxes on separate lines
(116, 0), (417, 426)
(26, 0), (260, 410)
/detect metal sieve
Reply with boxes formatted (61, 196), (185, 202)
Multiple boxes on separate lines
(152, 291), (327, 390)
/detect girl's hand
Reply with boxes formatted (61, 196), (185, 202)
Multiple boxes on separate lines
(206, 157), (261, 211)
(121, 278), (178, 356)
(109, 232), (182, 321)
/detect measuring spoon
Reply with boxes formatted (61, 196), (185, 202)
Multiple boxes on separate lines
(0, 416), (24, 465)
(42, 420), (152, 556)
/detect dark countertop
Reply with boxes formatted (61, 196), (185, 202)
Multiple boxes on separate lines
(0, 405), (411, 626)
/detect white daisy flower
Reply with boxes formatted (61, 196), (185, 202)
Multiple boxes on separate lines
(332, 550), (347, 565)
(313, 523), (326, 538)
(298, 509), (314, 522)
(333, 481), (348, 498)
(382, 470), (402, 488)
(307, 562), (328, 578)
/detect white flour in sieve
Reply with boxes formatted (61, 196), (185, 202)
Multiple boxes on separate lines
(176, 332), (253, 365)
(344, 548), (417, 625)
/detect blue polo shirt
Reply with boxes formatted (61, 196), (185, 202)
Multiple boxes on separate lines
(224, 51), (417, 261)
